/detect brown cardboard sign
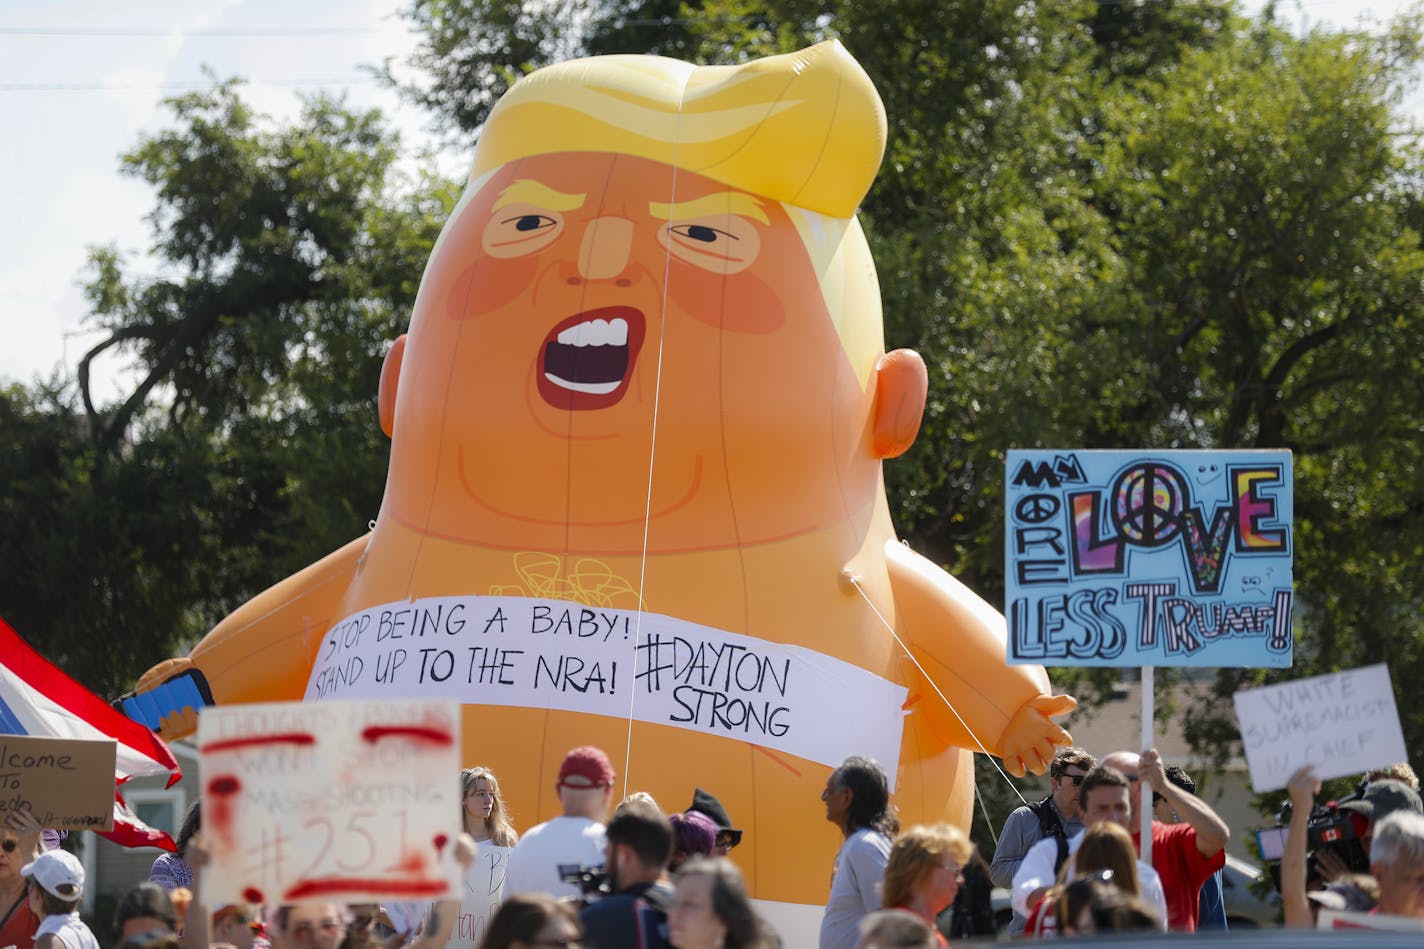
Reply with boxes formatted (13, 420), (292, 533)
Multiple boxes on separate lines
(0, 735), (115, 831)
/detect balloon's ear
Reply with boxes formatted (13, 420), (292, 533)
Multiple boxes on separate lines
(378, 334), (407, 439)
(872, 348), (927, 459)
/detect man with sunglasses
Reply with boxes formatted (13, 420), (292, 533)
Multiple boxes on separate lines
(990, 747), (1094, 935)
(1100, 748), (1228, 932)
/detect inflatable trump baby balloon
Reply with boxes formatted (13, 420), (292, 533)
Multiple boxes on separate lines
(126, 41), (1074, 918)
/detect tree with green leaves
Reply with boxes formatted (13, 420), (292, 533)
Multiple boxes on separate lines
(0, 83), (456, 695)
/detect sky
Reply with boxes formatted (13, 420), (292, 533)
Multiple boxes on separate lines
(0, 0), (437, 405)
(0, 0), (1418, 406)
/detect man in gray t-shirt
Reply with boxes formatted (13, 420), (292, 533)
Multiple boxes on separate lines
(989, 747), (1094, 935)
(819, 756), (894, 949)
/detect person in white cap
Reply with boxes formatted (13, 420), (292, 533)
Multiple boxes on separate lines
(22, 850), (97, 949)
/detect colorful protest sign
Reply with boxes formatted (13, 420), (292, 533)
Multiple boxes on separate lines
(303, 597), (908, 783)
(197, 698), (462, 905)
(1234, 664), (1407, 792)
(1005, 449), (1293, 667)
(0, 735), (115, 830)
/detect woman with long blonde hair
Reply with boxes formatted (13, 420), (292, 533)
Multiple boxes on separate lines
(462, 767), (518, 846)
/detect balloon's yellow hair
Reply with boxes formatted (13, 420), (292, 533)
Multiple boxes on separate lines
(470, 41), (886, 219)
(465, 41), (889, 385)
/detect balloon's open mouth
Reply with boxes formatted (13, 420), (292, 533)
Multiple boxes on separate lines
(537, 306), (646, 410)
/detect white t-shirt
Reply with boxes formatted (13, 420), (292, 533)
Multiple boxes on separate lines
(36, 913), (98, 949)
(502, 817), (606, 902)
(1010, 828), (1168, 930)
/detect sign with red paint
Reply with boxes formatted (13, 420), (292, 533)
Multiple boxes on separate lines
(197, 698), (462, 905)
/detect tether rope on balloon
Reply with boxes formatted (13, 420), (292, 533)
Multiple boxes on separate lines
(844, 571), (1032, 824)
(621, 84), (690, 802)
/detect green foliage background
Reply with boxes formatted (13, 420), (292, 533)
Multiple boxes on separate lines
(2, 0), (1421, 837)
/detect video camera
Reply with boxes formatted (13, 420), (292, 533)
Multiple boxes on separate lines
(1255, 781), (1371, 891)
(558, 863), (612, 901)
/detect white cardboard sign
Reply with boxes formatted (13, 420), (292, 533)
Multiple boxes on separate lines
(448, 842), (513, 949)
(1234, 664), (1406, 792)
(197, 698), (462, 905)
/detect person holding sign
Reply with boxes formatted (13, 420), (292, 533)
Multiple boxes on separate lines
(451, 767), (519, 949)
(1099, 749), (1227, 932)
(0, 808), (44, 949)
(464, 768), (518, 848)
(269, 905), (347, 949)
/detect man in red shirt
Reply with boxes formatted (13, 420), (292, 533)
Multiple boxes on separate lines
(1101, 749), (1229, 931)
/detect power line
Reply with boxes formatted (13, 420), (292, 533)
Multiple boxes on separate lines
(0, 76), (381, 92)
(0, 26), (386, 37)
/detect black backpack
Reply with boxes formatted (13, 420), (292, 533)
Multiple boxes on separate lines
(1026, 795), (1070, 874)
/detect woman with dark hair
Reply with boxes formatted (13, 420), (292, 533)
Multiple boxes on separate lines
(477, 895), (580, 949)
(148, 802), (200, 891)
(879, 825), (972, 947)
(669, 857), (773, 949)
(820, 756), (896, 949)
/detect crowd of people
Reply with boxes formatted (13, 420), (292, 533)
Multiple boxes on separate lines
(4, 742), (1422, 949)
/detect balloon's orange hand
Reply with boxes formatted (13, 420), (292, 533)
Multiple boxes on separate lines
(997, 694), (1076, 777)
(157, 707), (200, 741)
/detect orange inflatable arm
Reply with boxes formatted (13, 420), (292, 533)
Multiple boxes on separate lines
(885, 540), (1074, 776)
(129, 534), (371, 739)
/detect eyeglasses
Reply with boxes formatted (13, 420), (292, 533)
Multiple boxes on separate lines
(1055, 773), (1086, 786)
(290, 920), (343, 939)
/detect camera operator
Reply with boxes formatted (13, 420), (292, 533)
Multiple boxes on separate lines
(578, 800), (674, 949)
(504, 746), (615, 902)
(1281, 764), (1423, 927)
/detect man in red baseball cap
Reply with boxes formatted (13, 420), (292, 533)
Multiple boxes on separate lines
(504, 746), (617, 901)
